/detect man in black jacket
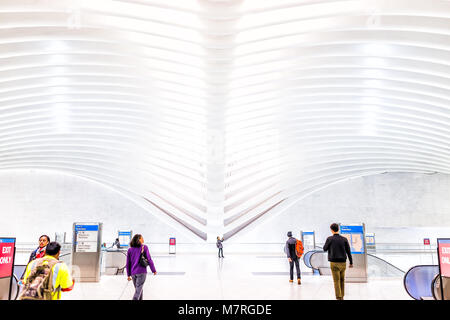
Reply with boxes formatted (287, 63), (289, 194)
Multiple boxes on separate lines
(323, 223), (353, 300)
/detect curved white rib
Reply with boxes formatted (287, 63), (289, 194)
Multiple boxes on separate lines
(0, 0), (449, 240)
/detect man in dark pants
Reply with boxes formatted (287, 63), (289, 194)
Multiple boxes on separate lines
(285, 231), (301, 285)
(323, 223), (353, 300)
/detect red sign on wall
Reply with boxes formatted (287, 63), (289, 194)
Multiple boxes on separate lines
(169, 238), (176, 245)
(438, 239), (450, 278)
(0, 238), (15, 279)
(424, 238), (431, 245)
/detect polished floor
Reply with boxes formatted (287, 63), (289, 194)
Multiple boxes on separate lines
(62, 253), (410, 300)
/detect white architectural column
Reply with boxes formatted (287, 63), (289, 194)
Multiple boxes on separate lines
(200, 0), (242, 241)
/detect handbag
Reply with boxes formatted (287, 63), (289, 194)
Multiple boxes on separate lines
(139, 245), (149, 268)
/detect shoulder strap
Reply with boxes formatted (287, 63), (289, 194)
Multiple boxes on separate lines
(46, 259), (61, 269)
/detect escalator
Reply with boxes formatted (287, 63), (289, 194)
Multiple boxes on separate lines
(10, 265), (27, 300)
(304, 249), (448, 300)
(402, 265), (450, 300)
(306, 250), (330, 275)
(304, 250), (405, 277)
(303, 250), (320, 269)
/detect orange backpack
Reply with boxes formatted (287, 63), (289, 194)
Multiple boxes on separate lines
(295, 239), (304, 257)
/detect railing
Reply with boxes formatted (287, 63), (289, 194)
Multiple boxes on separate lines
(304, 250), (406, 278)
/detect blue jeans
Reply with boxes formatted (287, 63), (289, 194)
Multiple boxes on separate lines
(218, 248), (224, 257)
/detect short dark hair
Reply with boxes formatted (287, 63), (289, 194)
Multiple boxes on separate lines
(45, 242), (61, 256)
(330, 223), (339, 232)
(39, 235), (50, 242)
(130, 234), (142, 248)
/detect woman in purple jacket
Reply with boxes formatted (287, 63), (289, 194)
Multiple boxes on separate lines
(126, 234), (157, 300)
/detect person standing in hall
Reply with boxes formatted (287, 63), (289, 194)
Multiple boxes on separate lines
(216, 236), (224, 258)
(28, 235), (50, 263)
(323, 223), (353, 300)
(126, 234), (157, 300)
(285, 231), (302, 285)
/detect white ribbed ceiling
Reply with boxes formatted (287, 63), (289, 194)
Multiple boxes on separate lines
(1, 0), (449, 241)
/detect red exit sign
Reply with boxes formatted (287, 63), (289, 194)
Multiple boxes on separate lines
(0, 238), (15, 278)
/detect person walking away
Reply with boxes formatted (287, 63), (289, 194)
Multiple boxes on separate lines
(28, 235), (50, 263)
(323, 223), (353, 300)
(20, 241), (75, 300)
(216, 236), (224, 258)
(285, 231), (303, 285)
(126, 234), (156, 300)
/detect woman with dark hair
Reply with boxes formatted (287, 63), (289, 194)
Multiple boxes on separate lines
(28, 235), (50, 263)
(126, 234), (156, 300)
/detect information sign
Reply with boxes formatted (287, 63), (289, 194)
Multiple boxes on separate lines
(438, 239), (450, 277)
(169, 237), (176, 254)
(302, 232), (315, 248)
(437, 238), (450, 300)
(340, 225), (365, 254)
(118, 231), (132, 248)
(366, 233), (376, 248)
(0, 238), (15, 279)
(75, 224), (99, 253)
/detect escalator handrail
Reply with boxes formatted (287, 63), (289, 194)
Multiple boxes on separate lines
(403, 264), (438, 300)
(12, 274), (20, 300)
(309, 250), (327, 270)
(432, 274), (440, 300)
(115, 250), (128, 275)
(303, 249), (323, 269)
(367, 253), (406, 274)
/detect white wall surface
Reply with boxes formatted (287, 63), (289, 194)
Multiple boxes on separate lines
(231, 172), (450, 247)
(0, 169), (193, 249)
(1, 170), (449, 253)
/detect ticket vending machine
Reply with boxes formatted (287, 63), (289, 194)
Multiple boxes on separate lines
(0, 238), (16, 300)
(72, 223), (102, 282)
(339, 223), (368, 283)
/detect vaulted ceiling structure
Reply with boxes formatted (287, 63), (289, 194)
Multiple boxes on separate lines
(1, 0), (449, 241)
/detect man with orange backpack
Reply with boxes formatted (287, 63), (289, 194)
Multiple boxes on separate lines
(285, 231), (304, 285)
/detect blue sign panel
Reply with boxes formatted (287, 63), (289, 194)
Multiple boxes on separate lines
(303, 232), (314, 236)
(340, 225), (365, 254)
(0, 238), (15, 243)
(75, 225), (99, 232)
(118, 231), (132, 247)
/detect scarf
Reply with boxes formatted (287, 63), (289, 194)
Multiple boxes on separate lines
(36, 246), (46, 259)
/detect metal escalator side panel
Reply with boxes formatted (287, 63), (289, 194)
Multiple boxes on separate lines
(403, 265), (439, 300)
(310, 251), (327, 271)
(303, 250), (320, 269)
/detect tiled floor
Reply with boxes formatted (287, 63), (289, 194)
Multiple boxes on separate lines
(63, 253), (411, 300)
